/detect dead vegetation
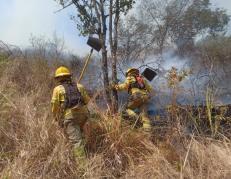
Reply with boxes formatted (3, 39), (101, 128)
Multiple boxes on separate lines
(0, 56), (231, 179)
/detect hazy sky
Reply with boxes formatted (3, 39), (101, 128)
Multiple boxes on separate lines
(0, 0), (90, 55)
(0, 0), (230, 56)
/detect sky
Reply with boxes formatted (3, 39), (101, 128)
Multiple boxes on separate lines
(0, 0), (231, 56)
(0, 0), (90, 55)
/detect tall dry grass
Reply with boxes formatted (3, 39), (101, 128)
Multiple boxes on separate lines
(0, 57), (231, 179)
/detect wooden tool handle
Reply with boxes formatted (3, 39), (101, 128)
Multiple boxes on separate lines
(78, 48), (94, 83)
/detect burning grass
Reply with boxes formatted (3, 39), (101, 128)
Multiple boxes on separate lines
(0, 58), (231, 178)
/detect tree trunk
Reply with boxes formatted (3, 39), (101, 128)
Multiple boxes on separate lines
(109, 0), (119, 113)
(101, 39), (111, 106)
(100, 0), (112, 107)
(111, 53), (119, 112)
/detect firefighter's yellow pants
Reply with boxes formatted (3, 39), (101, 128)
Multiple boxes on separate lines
(63, 108), (89, 160)
(122, 93), (151, 131)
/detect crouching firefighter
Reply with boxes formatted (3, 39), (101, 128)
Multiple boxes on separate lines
(51, 66), (90, 162)
(114, 68), (153, 132)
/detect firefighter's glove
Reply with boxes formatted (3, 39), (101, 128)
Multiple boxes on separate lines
(114, 85), (119, 90)
(110, 84), (119, 90)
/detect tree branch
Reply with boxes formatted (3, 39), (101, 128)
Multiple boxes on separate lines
(54, 1), (73, 13)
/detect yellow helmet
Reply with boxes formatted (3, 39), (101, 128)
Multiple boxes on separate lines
(126, 68), (139, 76)
(55, 66), (71, 78)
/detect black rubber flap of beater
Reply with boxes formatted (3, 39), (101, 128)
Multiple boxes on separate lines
(142, 68), (157, 81)
(87, 37), (102, 52)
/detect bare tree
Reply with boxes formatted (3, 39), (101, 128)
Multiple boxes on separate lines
(55, 0), (135, 111)
(139, 0), (229, 55)
(119, 0), (229, 59)
(192, 35), (231, 101)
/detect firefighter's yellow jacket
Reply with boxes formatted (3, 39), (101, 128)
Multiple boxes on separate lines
(51, 83), (90, 120)
(116, 76), (152, 95)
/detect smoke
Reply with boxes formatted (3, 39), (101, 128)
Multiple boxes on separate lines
(116, 49), (192, 111)
(117, 48), (230, 109)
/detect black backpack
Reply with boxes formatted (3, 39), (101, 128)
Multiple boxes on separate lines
(62, 82), (84, 109)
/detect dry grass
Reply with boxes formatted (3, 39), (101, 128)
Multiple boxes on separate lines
(0, 58), (231, 179)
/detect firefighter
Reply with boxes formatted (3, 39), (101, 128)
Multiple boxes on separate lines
(51, 66), (90, 162)
(114, 68), (153, 132)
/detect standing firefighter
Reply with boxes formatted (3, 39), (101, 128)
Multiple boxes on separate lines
(51, 66), (90, 163)
(114, 68), (153, 132)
